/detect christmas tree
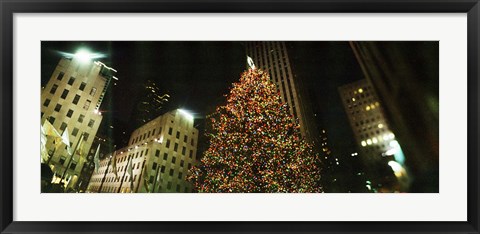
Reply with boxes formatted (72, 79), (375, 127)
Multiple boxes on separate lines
(188, 62), (322, 193)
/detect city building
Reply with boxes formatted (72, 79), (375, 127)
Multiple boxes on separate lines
(349, 41), (438, 192)
(76, 134), (115, 192)
(338, 79), (407, 192)
(41, 52), (117, 190)
(245, 42), (318, 145)
(130, 79), (170, 128)
(87, 109), (199, 193)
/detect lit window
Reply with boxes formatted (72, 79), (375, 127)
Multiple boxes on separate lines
(366, 139), (372, 145)
(352, 98), (355, 102)
(88, 119), (95, 128)
(378, 123), (384, 129)
(372, 137), (378, 144)
(83, 100), (91, 110)
(361, 141), (367, 147)
(358, 88), (363, 93)
(90, 87), (97, 96)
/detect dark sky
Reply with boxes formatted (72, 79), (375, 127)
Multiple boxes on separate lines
(41, 41), (365, 191)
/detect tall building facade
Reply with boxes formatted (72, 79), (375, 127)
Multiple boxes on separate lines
(338, 79), (407, 192)
(349, 42), (438, 192)
(87, 109), (199, 193)
(245, 42), (317, 144)
(41, 55), (116, 190)
(131, 79), (170, 128)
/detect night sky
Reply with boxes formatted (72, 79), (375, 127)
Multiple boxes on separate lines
(41, 41), (366, 191)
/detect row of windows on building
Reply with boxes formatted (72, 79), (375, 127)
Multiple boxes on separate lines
(58, 156), (78, 171)
(91, 179), (189, 193)
(131, 125), (195, 146)
(43, 94), (92, 114)
(92, 159), (188, 185)
(54, 72), (98, 95)
(97, 148), (193, 176)
(251, 42), (288, 68)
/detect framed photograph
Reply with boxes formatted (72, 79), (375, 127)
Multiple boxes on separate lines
(1, 0), (479, 233)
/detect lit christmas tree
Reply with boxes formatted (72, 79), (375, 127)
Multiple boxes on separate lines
(188, 58), (322, 193)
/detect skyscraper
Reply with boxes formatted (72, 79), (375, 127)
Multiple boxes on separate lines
(338, 79), (407, 192)
(131, 79), (170, 128)
(87, 109), (199, 193)
(245, 42), (317, 144)
(41, 53), (117, 190)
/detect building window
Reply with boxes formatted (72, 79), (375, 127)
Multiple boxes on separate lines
(152, 162), (157, 170)
(73, 95), (80, 105)
(149, 176), (154, 184)
(182, 147), (186, 155)
(57, 72), (65, 81)
(50, 84), (58, 94)
(59, 156), (66, 165)
(79, 82), (86, 91)
(174, 143), (178, 151)
(189, 150), (193, 158)
(176, 185), (180, 192)
(152, 129), (156, 136)
(180, 160), (184, 167)
(191, 139), (194, 146)
(90, 87), (97, 96)
(178, 172), (182, 179)
(78, 114), (85, 123)
(184, 135), (187, 142)
(84, 133), (89, 141)
(161, 165), (165, 173)
(176, 131), (180, 139)
(88, 119), (95, 128)
(67, 109), (73, 118)
(72, 127), (79, 136)
(68, 77), (75, 85)
(169, 169), (174, 176)
(54, 104), (62, 112)
(167, 181), (172, 189)
(61, 89), (69, 99)
(43, 99), (50, 107)
(163, 153), (168, 160)
(70, 162), (77, 170)
(166, 140), (170, 148)
(168, 127), (172, 135)
(83, 100), (91, 110)
(60, 122), (67, 131)
(155, 150), (160, 157)
(172, 157), (176, 163)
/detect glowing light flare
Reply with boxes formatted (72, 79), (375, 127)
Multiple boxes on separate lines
(178, 109), (194, 122)
(388, 161), (407, 178)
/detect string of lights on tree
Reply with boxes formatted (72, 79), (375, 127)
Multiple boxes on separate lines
(188, 66), (323, 193)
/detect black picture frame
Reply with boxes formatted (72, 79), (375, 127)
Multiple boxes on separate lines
(1, 0), (479, 233)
